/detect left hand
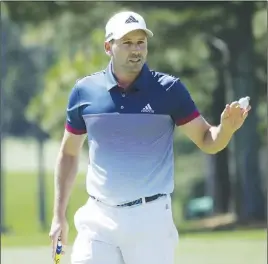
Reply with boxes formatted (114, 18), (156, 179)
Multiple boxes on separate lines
(220, 101), (251, 134)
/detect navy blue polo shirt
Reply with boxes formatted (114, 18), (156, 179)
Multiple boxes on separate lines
(66, 61), (200, 205)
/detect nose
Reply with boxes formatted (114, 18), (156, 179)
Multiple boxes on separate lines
(130, 52), (141, 59)
(131, 43), (141, 52)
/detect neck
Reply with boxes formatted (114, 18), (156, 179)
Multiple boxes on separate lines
(112, 64), (140, 88)
(115, 72), (138, 88)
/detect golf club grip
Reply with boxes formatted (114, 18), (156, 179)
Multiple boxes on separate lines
(54, 237), (62, 264)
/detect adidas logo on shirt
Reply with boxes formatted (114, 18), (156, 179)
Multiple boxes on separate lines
(141, 104), (154, 113)
(125, 16), (139, 24)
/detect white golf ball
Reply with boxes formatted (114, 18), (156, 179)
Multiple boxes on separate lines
(238, 97), (250, 109)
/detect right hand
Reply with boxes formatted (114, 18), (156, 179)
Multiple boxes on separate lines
(49, 216), (69, 259)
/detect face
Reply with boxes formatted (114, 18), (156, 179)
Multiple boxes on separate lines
(105, 30), (148, 74)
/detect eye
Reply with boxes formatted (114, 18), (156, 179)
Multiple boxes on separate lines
(138, 41), (145, 45)
(123, 41), (132, 45)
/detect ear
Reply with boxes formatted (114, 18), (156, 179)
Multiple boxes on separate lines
(104, 41), (112, 56)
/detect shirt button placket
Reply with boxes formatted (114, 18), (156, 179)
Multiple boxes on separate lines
(120, 92), (125, 111)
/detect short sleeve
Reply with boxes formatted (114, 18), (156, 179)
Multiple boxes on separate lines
(169, 79), (200, 126)
(65, 85), (87, 135)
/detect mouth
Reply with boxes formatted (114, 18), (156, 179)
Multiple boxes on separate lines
(129, 58), (142, 63)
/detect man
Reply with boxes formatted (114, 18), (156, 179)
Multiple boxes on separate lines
(49, 11), (251, 264)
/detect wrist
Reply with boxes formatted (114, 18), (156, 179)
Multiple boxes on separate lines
(219, 123), (235, 137)
(53, 209), (67, 220)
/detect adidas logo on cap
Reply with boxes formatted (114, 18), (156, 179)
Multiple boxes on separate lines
(125, 15), (139, 24)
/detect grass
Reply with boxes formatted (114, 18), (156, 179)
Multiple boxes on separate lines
(1, 138), (266, 264)
(1, 170), (266, 248)
(1, 170), (88, 247)
(175, 239), (266, 264)
(2, 228), (265, 248)
(181, 229), (266, 240)
(2, 231), (266, 264)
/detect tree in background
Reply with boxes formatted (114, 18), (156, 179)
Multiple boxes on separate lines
(1, 6), (54, 137)
(227, 2), (266, 221)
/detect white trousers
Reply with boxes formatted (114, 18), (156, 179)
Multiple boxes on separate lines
(71, 195), (179, 264)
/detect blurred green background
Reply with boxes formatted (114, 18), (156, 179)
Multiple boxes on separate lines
(1, 1), (267, 264)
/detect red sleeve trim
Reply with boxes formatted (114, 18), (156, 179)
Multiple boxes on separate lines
(175, 110), (200, 126)
(65, 123), (87, 135)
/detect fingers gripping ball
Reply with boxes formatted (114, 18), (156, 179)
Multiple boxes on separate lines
(238, 96), (250, 110)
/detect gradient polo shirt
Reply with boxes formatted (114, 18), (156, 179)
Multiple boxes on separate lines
(65, 62), (200, 205)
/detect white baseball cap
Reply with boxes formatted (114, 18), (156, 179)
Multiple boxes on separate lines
(105, 11), (153, 42)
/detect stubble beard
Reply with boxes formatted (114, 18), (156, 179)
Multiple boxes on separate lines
(124, 58), (144, 73)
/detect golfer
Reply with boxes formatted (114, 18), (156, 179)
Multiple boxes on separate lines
(49, 11), (251, 264)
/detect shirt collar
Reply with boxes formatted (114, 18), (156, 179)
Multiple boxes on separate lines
(105, 60), (150, 91)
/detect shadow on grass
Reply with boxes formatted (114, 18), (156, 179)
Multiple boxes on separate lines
(177, 213), (266, 235)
